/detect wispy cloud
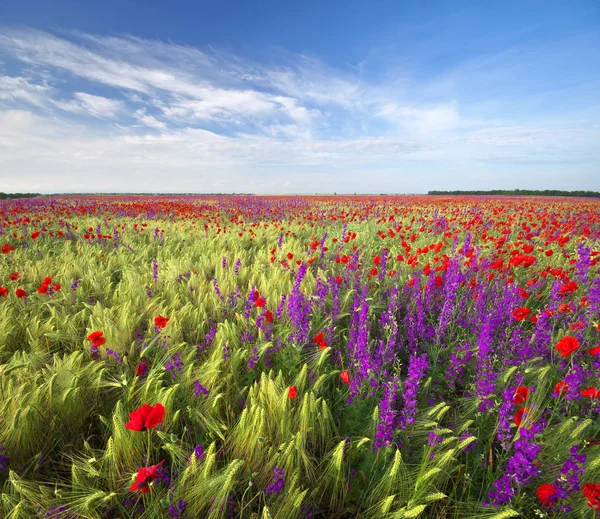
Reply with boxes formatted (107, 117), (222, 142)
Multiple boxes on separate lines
(0, 27), (598, 192)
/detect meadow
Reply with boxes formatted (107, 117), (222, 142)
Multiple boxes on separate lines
(0, 195), (599, 519)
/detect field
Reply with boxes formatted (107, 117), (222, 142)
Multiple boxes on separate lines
(0, 195), (599, 518)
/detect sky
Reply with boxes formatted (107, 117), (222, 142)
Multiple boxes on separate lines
(0, 0), (599, 194)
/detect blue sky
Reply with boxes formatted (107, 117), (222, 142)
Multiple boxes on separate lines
(0, 0), (599, 193)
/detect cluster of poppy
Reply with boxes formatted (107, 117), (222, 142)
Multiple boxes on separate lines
(553, 337), (599, 400)
(537, 481), (600, 510)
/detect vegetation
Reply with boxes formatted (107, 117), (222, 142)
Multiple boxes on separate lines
(0, 195), (599, 518)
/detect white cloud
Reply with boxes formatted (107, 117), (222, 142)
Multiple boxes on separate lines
(0, 28), (598, 192)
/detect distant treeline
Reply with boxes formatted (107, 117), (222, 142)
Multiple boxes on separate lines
(0, 192), (41, 200)
(428, 189), (600, 198)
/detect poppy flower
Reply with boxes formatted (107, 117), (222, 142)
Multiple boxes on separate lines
(0, 286), (7, 297)
(42, 277), (52, 285)
(370, 268), (378, 276)
(265, 310), (274, 323)
(583, 482), (600, 511)
(537, 484), (557, 506)
(554, 381), (568, 395)
(319, 341), (327, 350)
(340, 370), (350, 385)
(254, 297), (266, 308)
(555, 336), (580, 357)
(136, 361), (148, 377)
(314, 332), (324, 344)
(513, 386), (529, 405)
(9, 272), (20, 280)
(512, 308), (530, 321)
(588, 345), (600, 356)
(31, 231), (40, 239)
(87, 331), (104, 341)
(335, 276), (343, 283)
(581, 387), (600, 400)
(286, 252), (294, 260)
(154, 315), (170, 328)
(1, 243), (15, 254)
(15, 288), (27, 298)
(514, 407), (530, 426)
(125, 403), (166, 431)
(288, 386), (297, 399)
(53, 284), (61, 291)
(129, 460), (165, 493)
(38, 284), (49, 294)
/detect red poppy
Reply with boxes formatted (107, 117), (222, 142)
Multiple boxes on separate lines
(537, 484), (557, 506)
(254, 297), (266, 308)
(555, 336), (580, 357)
(9, 271), (20, 280)
(512, 308), (530, 321)
(136, 361), (148, 377)
(31, 231), (40, 239)
(15, 288), (27, 298)
(581, 387), (600, 400)
(288, 386), (297, 399)
(335, 276), (343, 283)
(314, 332), (324, 344)
(588, 345), (600, 356)
(340, 370), (350, 385)
(87, 331), (104, 341)
(2, 243), (15, 254)
(53, 284), (61, 291)
(125, 403), (166, 431)
(554, 381), (569, 395)
(38, 284), (49, 294)
(265, 310), (274, 323)
(0, 286), (7, 297)
(129, 460), (165, 493)
(154, 315), (170, 328)
(286, 252), (294, 260)
(514, 407), (530, 426)
(513, 386), (529, 405)
(373, 255), (381, 266)
(42, 277), (52, 285)
(583, 482), (600, 511)
(370, 267), (378, 276)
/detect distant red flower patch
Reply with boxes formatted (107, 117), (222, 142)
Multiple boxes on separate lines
(125, 403), (166, 431)
(2, 243), (15, 254)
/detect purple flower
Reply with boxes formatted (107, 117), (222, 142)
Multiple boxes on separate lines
(193, 380), (209, 397)
(265, 467), (285, 496)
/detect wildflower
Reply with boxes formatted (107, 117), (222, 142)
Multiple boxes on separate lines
(129, 460), (165, 493)
(340, 370), (350, 384)
(288, 386), (297, 399)
(87, 331), (106, 347)
(154, 315), (169, 328)
(512, 308), (530, 321)
(513, 386), (529, 405)
(588, 345), (600, 356)
(265, 467), (285, 496)
(125, 403), (166, 431)
(15, 288), (27, 298)
(9, 271), (19, 280)
(136, 361), (148, 377)
(314, 332), (324, 344)
(255, 297), (266, 308)
(555, 336), (580, 357)
(581, 387), (600, 399)
(0, 446), (9, 472)
(537, 484), (558, 506)
(1, 243), (15, 254)
(583, 482), (600, 511)
(554, 381), (569, 395)
(31, 231), (40, 239)
(0, 287), (7, 297)
(514, 407), (530, 427)
(265, 310), (274, 323)
(193, 380), (209, 397)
